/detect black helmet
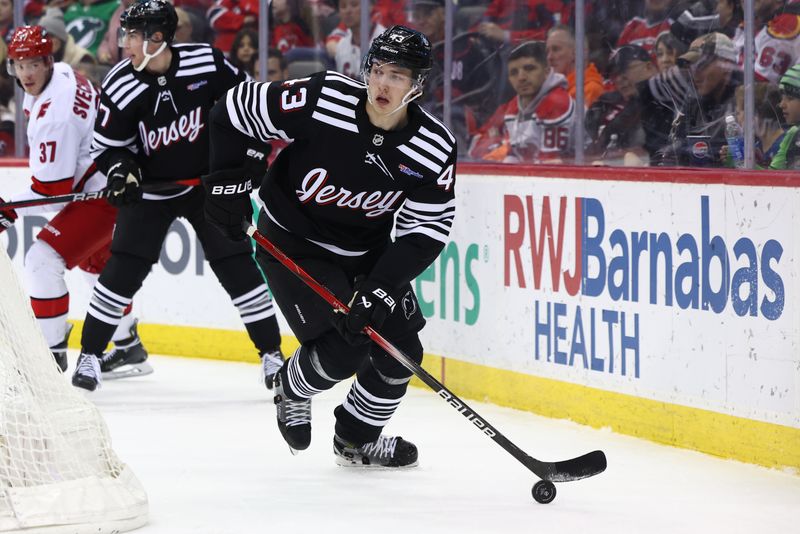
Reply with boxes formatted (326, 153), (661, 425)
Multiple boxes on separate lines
(121, 0), (178, 43)
(362, 25), (433, 87)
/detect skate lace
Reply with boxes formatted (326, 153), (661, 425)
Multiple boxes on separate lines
(76, 353), (100, 378)
(284, 398), (311, 426)
(262, 351), (284, 378)
(361, 435), (398, 460)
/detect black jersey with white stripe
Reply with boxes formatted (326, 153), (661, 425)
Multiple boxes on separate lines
(92, 43), (246, 196)
(211, 70), (457, 288)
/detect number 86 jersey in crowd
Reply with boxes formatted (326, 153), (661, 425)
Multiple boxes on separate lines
(216, 70), (457, 286)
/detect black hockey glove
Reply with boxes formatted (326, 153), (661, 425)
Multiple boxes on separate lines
(202, 145), (268, 241)
(105, 159), (143, 206)
(202, 168), (254, 241)
(333, 279), (397, 345)
(0, 197), (17, 234)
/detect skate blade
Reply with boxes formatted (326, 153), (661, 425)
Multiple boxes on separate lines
(102, 361), (154, 380)
(288, 445), (300, 456)
(334, 456), (419, 469)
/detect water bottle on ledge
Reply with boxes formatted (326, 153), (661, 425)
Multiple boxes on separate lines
(725, 115), (745, 169)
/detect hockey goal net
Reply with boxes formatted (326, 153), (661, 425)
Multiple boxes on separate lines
(0, 245), (148, 533)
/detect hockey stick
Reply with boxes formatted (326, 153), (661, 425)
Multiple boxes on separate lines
(246, 224), (607, 484)
(0, 178), (201, 211)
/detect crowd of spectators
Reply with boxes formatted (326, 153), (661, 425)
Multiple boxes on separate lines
(2, 0), (800, 168)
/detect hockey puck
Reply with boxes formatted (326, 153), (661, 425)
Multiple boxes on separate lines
(531, 480), (556, 504)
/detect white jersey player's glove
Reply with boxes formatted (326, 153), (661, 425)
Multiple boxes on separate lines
(0, 197), (18, 234)
(106, 159), (143, 206)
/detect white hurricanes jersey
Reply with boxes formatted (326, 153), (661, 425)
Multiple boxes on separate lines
(334, 24), (386, 79)
(16, 62), (104, 206)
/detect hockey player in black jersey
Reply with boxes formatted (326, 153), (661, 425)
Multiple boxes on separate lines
(203, 26), (457, 468)
(71, 0), (283, 391)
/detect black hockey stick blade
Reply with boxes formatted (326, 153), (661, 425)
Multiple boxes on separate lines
(526, 450), (607, 483)
(246, 224), (608, 484)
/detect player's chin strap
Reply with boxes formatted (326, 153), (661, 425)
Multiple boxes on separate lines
(134, 39), (168, 72)
(367, 84), (423, 116)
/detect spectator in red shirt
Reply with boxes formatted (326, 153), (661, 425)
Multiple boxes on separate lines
(207, 0), (258, 52)
(270, 0), (314, 53)
(469, 41), (576, 162)
(617, 0), (675, 52)
(477, 0), (556, 46)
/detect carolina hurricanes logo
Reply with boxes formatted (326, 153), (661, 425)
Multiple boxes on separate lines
(37, 100), (52, 119)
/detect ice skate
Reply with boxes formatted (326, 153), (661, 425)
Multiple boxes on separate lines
(273, 370), (311, 453)
(50, 323), (73, 373)
(333, 434), (418, 468)
(260, 349), (284, 390)
(100, 320), (152, 379)
(72, 352), (102, 392)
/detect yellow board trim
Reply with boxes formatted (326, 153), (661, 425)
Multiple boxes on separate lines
(70, 321), (800, 472)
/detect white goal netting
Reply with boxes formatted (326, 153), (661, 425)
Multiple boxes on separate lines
(0, 246), (148, 533)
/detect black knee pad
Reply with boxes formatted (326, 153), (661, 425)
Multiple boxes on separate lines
(209, 254), (265, 297)
(312, 329), (371, 380)
(97, 253), (153, 297)
(368, 333), (423, 382)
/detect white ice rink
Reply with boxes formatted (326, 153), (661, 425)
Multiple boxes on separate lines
(81, 353), (799, 534)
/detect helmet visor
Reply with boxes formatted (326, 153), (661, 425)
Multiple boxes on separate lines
(118, 27), (144, 47)
(364, 59), (417, 89)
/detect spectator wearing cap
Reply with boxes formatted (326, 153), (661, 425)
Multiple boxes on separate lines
(469, 40), (576, 163)
(661, 31), (742, 166)
(586, 44), (657, 164)
(39, 7), (96, 69)
(546, 24), (604, 108)
(769, 64), (800, 169)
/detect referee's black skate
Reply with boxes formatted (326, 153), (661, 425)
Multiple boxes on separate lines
(72, 352), (102, 392)
(333, 434), (419, 468)
(260, 349), (284, 390)
(100, 320), (152, 380)
(273, 370), (311, 453)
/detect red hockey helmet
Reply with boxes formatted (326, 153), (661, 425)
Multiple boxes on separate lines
(8, 26), (54, 62)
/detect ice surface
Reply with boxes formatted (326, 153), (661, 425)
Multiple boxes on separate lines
(77, 354), (798, 534)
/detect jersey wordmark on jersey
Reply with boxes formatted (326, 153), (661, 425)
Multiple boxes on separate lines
(220, 70), (457, 286)
(91, 43), (246, 198)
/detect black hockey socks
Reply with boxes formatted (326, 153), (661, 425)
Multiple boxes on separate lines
(280, 345), (339, 401)
(82, 281), (134, 355)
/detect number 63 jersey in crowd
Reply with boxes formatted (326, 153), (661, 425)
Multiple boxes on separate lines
(15, 62), (104, 206)
(91, 43), (246, 196)
(218, 70), (457, 287)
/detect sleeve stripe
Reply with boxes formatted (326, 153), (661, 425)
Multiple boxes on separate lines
(419, 108), (456, 144)
(321, 86), (360, 105)
(409, 135), (448, 163)
(324, 72), (365, 89)
(317, 97), (356, 118)
(180, 55), (214, 67)
(397, 208), (454, 222)
(396, 217), (453, 234)
(403, 198), (457, 212)
(418, 126), (453, 153)
(117, 84), (149, 110)
(397, 145), (442, 173)
(257, 83), (291, 141)
(176, 65), (217, 77)
(93, 131), (138, 148)
(312, 111), (359, 133)
(178, 47), (213, 58)
(105, 73), (135, 96)
(241, 83), (271, 141)
(31, 176), (73, 196)
(395, 226), (450, 243)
